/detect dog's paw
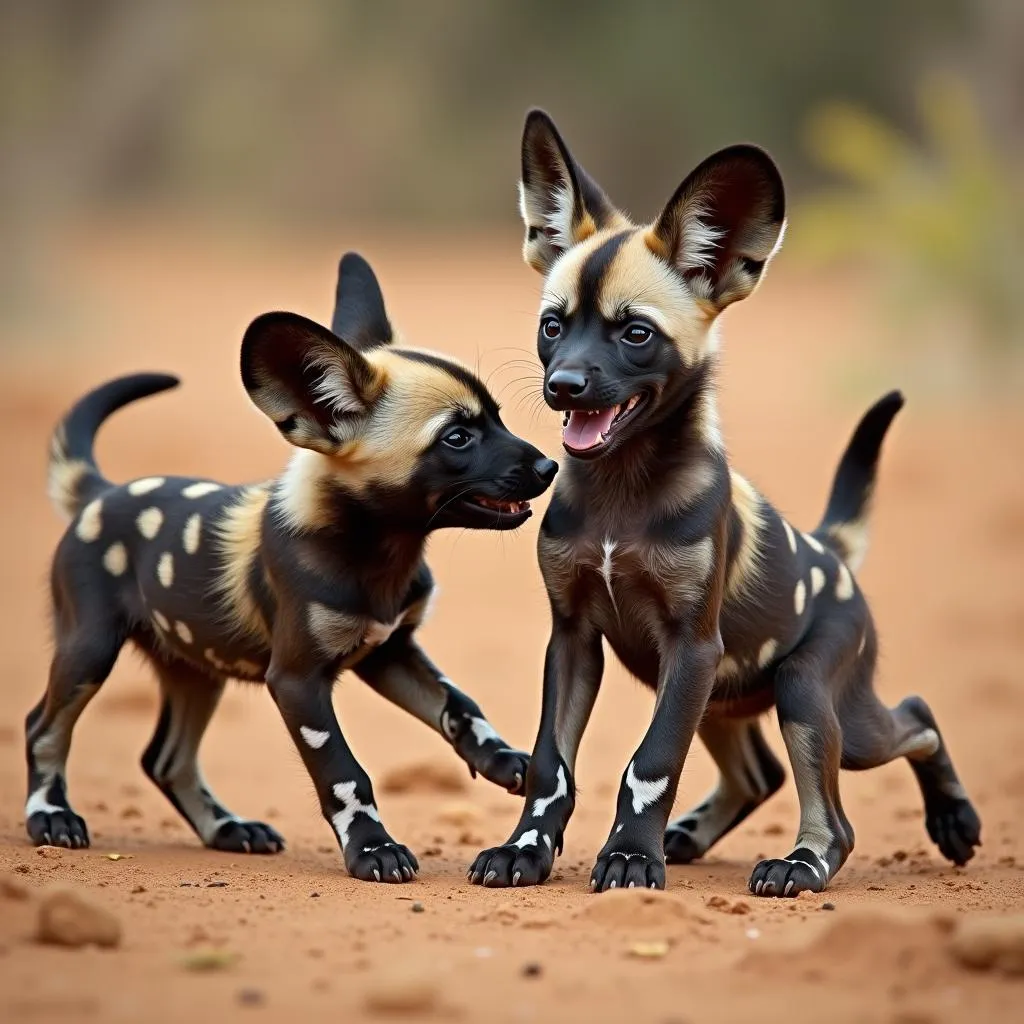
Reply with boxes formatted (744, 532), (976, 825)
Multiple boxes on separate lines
(346, 841), (419, 883)
(474, 748), (530, 795)
(926, 795), (981, 867)
(27, 808), (90, 849)
(589, 846), (666, 892)
(467, 842), (552, 888)
(664, 825), (703, 864)
(748, 855), (826, 897)
(208, 819), (285, 854)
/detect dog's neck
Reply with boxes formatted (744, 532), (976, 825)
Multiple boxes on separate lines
(561, 359), (723, 514)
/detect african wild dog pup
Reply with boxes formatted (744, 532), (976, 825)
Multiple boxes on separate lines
(468, 111), (981, 895)
(28, 252), (557, 882)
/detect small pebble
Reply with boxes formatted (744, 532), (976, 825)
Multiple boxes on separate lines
(522, 962), (543, 978)
(821, 902), (836, 911)
(310, 892), (320, 899)
(411, 901), (425, 913)
(207, 881), (228, 888)
(237, 987), (265, 1007)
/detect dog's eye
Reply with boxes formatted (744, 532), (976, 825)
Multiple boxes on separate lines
(622, 323), (654, 346)
(541, 316), (562, 341)
(442, 427), (474, 450)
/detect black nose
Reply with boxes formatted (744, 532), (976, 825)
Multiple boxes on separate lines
(532, 457), (559, 486)
(546, 368), (588, 399)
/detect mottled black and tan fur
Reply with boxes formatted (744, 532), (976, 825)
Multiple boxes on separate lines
(27, 253), (557, 882)
(468, 112), (980, 896)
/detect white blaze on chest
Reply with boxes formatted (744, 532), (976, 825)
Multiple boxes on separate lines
(599, 537), (620, 613)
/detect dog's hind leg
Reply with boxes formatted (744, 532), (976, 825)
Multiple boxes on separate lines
(838, 666), (981, 866)
(748, 643), (853, 897)
(140, 656), (285, 853)
(664, 716), (785, 863)
(25, 605), (126, 849)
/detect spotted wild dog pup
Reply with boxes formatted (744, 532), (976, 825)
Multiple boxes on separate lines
(468, 111), (981, 896)
(27, 252), (558, 882)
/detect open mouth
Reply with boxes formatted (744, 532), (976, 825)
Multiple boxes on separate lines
(561, 392), (647, 455)
(465, 496), (531, 515)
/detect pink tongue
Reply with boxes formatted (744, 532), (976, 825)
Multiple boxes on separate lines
(563, 408), (617, 451)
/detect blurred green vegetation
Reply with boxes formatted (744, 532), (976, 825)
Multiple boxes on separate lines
(795, 72), (1024, 371)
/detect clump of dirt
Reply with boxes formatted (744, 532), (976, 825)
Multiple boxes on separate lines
(36, 887), (122, 949)
(436, 801), (481, 826)
(706, 895), (752, 915)
(949, 915), (1024, 976)
(363, 967), (441, 1015)
(380, 759), (468, 795)
(575, 888), (711, 944)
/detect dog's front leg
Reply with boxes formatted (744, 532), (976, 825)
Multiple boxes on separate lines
(355, 630), (529, 793)
(468, 613), (603, 887)
(590, 631), (722, 892)
(266, 660), (418, 883)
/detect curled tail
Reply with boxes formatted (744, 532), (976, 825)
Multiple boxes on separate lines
(813, 390), (904, 573)
(48, 373), (180, 518)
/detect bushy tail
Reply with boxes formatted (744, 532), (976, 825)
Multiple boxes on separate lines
(48, 373), (180, 518)
(813, 390), (904, 573)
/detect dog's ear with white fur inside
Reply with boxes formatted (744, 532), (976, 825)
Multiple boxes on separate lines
(648, 144), (786, 315)
(241, 312), (385, 454)
(519, 108), (622, 274)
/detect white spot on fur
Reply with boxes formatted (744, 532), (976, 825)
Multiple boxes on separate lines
(543, 834), (552, 851)
(794, 579), (806, 615)
(136, 506), (164, 539)
(532, 766), (567, 818)
(513, 829), (539, 849)
(330, 781), (380, 850)
(75, 498), (103, 542)
(152, 610), (170, 631)
(781, 519), (797, 554)
(182, 513), (202, 554)
(757, 639), (777, 669)
(716, 655), (740, 680)
(182, 481), (221, 499)
(802, 532), (825, 554)
(625, 761), (668, 815)
(300, 726), (330, 750)
(174, 621), (193, 644)
(102, 542), (128, 576)
(600, 538), (618, 612)
(835, 563), (854, 601)
(810, 565), (826, 597)
(157, 552), (174, 587)
(128, 477), (165, 496)
(857, 631), (866, 656)
(469, 717), (501, 746)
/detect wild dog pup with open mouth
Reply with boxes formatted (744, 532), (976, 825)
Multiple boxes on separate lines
(468, 111), (981, 896)
(27, 252), (557, 882)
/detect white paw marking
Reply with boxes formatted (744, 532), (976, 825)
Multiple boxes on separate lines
(781, 519), (797, 553)
(136, 506), (163, 539)
(300, 726), (330, 750)
(835, 562), (854, 601)
(174, 621), (193, 644)
(794, 579), (806, 615)
(513, 829), (538, 849)
(182, 513), (202, 554)
(809, 565), (826, 597)
(330, 781), (380, 851)
(157, 552), (174, 587)
(102, 542), (128, 576)
(75, 498), (103, 542)
(182, 481), (221, 499)
(128, 477), (165, 496)
(625, 761), (669, 815)
(469, 716), (501, 746)
(532, 765), (567, 818)
(757, 639), (777, 669)
(802, 532), (825, 554)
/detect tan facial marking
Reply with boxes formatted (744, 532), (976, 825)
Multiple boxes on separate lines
(183, 482), (221, 499)
(75, 498), (103, 542)
(128, 477), (165, 496)
(157, 552), (174, 588)
(102, 542), (128, 577)
(794, 579), (807, 615)
(809, 565), (826, 597)
(137, 507), (164, 539)
(835, 563), (854, 602)
(182, 513), (202, 554)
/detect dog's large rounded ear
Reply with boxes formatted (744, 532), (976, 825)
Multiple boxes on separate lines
(241, 312), (385, 454)
(330, 252), (393, 351)
(649, 145), (786, 315)
(519, 109), (622, 274)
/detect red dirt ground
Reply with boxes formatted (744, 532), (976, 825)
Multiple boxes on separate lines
(1, 221), (1022, 1022)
